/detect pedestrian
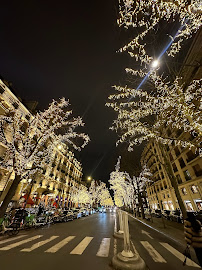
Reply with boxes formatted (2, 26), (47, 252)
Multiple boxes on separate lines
(184, 219), (202, 266)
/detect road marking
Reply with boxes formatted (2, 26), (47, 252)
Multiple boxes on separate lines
(21, 236), (59, 252)
(70, 236), (93, 255)
(96, 238), (110, 257)
(140, 241), (166, 263)
(141, 230), (153, 239)
(0, 235), (42, 251)
(0, 235), (27, 245)
(45, 236), (75, 253)
(160, 242), (200, 268)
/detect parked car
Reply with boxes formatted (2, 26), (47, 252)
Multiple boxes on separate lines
(72, 209), (82, 219)
(153, 209), (162, 218)
(59, 210), (74, 222)
(162, 210), (171, 220)
(170, 210), (183, 223)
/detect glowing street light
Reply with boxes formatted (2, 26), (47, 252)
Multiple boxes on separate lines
(151, 59), (159, 69)
(57, 145), (62, 150)
(87, 176), (92, 181)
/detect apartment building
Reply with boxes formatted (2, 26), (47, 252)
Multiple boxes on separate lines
(141, 133), (202, 212)
(0, 77), (84, 208)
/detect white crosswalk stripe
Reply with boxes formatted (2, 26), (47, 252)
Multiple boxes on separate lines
(160, 242), (200, 268)
(96, 238), (110, 257)
(70, 236), (93, 255)
(21, 236), (59, 252)
(0, 235), (27, 245)
(45, 236), (75, 253)
(140, 241), (166, 263)
(0, 235), (42, 251)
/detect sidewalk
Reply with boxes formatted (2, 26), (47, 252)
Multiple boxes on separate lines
(129, 214), (185, 246)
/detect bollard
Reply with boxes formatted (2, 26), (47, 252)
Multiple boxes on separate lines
(114, 209), (124, 238)
(121, 212), (134, 258)
(112, 210), (147, 270)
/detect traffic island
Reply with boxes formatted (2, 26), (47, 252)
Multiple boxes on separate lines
(112, 251), (147, 270)
(114, 230), (124, 239)
(112, 210), (147, 270)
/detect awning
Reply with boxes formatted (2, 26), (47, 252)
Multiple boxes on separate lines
(23, 194), (35, 205)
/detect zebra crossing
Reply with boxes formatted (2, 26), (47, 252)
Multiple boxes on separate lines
(0, 234), (200, 267)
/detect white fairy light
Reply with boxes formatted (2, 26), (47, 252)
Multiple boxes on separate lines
(0, 97), (90, 181)
(106, 72), (202, 151)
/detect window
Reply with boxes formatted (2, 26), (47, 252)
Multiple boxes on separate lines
(12, 102), (19, 109)
(174, 147), (180, 157)
(179, 158), (186, 169)
(186, 150), (197, 162)
(183, 170), (191, 181)
(176, 174), (182, 184)
(192, 164), (202, 177)
(163, 181), (167, 189)
(172, 162), (178, 172)
(25, 114), (30, 121)
(0, 85), (5, 94)
(181, 188), (187, 195)
(190, 185), (198, 194)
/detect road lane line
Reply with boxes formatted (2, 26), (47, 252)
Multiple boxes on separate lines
(0, 235), (27, 245)
(21, 236), (59, 252)
(96, 238), (110, 257)
(45, 236), (75, 253)
(160, 242), (200, 268)
(70, 237), (93, 255)
(140, 241), (166, 263)
(141, 230), (153, 239)
(0, 235), (42, 251)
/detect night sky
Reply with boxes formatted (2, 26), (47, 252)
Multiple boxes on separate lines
(0, 1), (143, 183)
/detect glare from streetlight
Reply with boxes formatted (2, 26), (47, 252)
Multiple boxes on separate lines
(87, 176), (92, 181)
(151, 59), (159, 69)
(57, 145), (62, 150)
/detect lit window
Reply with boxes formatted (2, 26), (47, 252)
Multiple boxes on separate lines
(183, 170), (191, 181)
(191, 185), (198, 194)
(181, 188), (187, 195)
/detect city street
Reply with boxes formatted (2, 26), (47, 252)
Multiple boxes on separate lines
(127, 215), (201, 270)
(0, 212), (201, 270)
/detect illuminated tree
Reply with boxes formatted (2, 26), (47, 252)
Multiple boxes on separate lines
(0, 98), (90, 217)
(98, 183), (114, 207)
(118, 0), (202, 65)
(109, 157), (134, 207)
(107, 72), (202, 152)
(70, 185), (90, 205)
(132, 166), (152, 217)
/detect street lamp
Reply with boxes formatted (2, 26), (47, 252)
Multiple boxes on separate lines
(57, 145), (62, 150)
(87, 176), (92, 181)
(151, 59), (159, 69)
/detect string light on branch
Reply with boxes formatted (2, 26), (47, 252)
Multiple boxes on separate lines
(118, 0), (202, 61)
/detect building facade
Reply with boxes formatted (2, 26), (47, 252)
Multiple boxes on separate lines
(0, 77), (84, 208)
(141, 137), (202, 212)
(140, 29), (202, 213)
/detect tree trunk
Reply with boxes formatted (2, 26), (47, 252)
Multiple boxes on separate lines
(0, 175), (21, 218)
(158, 143), (187, 219)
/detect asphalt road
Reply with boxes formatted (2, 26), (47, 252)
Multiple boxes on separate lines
(0, 212), (115, 270)
(127, 214), (201, 270)
(0, 212), (201, 270)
